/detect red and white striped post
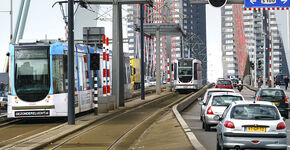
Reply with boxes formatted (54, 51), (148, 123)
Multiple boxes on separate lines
(167, 54), (170, 84)
(106, 37), (111, 96)
(267, 13), (273, 87)
(102, 48), (107, 96)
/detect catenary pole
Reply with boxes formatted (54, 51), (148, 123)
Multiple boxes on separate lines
(68, 0), (75, 125)
(156, 26), (161, 94)
(140, 4), (145, 100)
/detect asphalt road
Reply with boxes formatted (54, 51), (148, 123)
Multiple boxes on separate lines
(181, 87), (290, 150)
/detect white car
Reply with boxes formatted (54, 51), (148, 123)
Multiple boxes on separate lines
(216, 101), (287, 150)
(201, 92), (244, 131)
(200, 88), (235, 120)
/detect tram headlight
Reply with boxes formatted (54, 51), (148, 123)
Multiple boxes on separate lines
(46, 95), (50, 103)
(14, 96), (18, 103)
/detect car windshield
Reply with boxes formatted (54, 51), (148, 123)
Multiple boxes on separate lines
(217, 80), (231, 85)
(231, 79), (238, 83)
(212, 95), (243, 106)
(231, 104), (280, 120)
(259, 89), (286, 101)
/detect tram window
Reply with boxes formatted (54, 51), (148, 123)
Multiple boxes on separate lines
(52, 55), (65, 93)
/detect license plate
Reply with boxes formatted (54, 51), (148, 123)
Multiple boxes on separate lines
(245, 127), (266, 132)
(15, 110), (50, 117)
(1, 104), (4, 107)
(273, 102), (279, 106)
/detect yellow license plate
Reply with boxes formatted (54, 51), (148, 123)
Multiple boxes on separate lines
(246, 127), (266, 132)
(273, 102), (279, 105)
(1, 104), (4, 107)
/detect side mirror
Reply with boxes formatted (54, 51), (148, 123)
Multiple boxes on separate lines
(213, 115), (221, 121)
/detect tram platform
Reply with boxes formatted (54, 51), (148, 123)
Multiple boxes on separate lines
(2, 90), (193, 150)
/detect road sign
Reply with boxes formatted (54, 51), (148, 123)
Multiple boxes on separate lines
(245, 0), (290, 8)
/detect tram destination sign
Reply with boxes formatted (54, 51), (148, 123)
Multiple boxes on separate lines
(244, 0), (290, 8)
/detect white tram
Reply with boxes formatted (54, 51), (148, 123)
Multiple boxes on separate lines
(173, 58), (202, 92)
(7, 41), (132, 118)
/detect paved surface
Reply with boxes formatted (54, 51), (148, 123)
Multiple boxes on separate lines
(182, 86), (290, 150)
(2, 91), (193, 150)
(129, 111), (192, 150)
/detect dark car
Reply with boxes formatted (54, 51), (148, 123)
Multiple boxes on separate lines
(255, 88), (289, 118)
(275, 74), (288, 85)
(215, 79), (233, 89)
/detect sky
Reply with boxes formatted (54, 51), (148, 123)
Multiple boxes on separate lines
(0, 0), (223, 83)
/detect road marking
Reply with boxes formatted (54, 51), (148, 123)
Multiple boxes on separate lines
(191, 127), (202, 130)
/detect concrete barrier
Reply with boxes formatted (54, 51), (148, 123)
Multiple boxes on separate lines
(244, 84), (258, 92)
(172, 83), (214, 150)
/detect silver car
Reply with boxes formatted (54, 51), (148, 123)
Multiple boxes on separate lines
(200, 88), (235, 120)
(216, 101), (287, 150)
(201, 92), (244, 131)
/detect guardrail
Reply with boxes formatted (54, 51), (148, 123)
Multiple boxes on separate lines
(244, 84), (259, 92)
(172, 83), (214, 150)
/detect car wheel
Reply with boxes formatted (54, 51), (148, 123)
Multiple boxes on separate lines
(216, 138), (221, 150)
(204, 122), (210, 131)
(202, 121), (205, 129)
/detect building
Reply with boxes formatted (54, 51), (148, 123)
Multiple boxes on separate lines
(126, 1), (183, 78)
(221, 5), (288, 84)
(182, 0), (207, 84)
(221, 5), (237, 78)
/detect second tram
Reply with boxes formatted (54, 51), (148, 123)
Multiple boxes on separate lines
(174, 58), (202, 92)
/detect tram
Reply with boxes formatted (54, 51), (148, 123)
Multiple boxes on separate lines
(7, 41), (132, 118)
(173, 58), (202, 92)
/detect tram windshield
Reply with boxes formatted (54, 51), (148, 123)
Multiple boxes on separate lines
(14, 48), (50, 102)
(178, 68), (192, 76)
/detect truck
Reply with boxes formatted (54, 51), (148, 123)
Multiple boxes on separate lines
(130, 58), (141, 91)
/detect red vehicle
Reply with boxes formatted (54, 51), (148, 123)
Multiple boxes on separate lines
(215, 79), (233, 89)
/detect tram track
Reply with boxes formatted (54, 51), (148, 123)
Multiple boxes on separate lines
(0, 88), (159, 149)
(38, 92), (194, 150)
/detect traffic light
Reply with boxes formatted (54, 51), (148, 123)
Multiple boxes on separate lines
(258, 60), (262, 69)
(90, 53), (100, 70)
(208, 0), (227, 7)
(250, 61), (254, 70)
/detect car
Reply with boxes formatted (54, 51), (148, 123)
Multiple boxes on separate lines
(0, 91), (7, 111)
(215, 79), (233, 89)
(255, 88), (289, 119)
(199, 88), (235, 120)
(144, 79), (151, 88)
(275, 73), (288, 85)
(149, 79), (156, 86)
(216, 101), (287, 150)
(201, 92), (244, 131)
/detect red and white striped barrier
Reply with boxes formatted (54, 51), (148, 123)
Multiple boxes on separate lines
(106, 49), (111, 96)
(267, 14), (273, 86)
(102, 48), (107, 96)
(167, 54), (170, 83)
